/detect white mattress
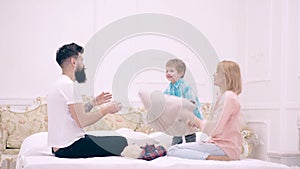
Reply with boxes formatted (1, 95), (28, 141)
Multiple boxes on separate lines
(19, 156), (291, 169)
(16, 132), (292, 169)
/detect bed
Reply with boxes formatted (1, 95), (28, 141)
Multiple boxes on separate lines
(19, 155), (292, 169)
(0, 97), (295, 169)
(16, 131), (292, 169)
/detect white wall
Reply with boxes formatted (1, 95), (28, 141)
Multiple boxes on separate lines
(0, 0), (299, 160)
(0, 0), (96, 101)
(0, 0), (239, 102)
(238, 0), (300, 159)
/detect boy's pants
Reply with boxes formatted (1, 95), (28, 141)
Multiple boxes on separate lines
(172, 133), (196, 145)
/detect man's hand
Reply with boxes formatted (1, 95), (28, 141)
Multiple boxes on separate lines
(93, 92), (112, 105)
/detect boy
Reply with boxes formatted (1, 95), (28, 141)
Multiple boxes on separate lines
(164, 58), (203, 145)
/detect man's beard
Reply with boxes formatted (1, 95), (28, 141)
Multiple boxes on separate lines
(75, 67), (87, 83)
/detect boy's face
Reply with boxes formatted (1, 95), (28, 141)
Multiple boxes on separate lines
(165, 66), (183, 83)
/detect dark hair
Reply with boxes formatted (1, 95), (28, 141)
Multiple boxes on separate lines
(56, 43), (84, 67)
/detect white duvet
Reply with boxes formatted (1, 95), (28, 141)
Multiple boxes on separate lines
(17, 131), (292, 169)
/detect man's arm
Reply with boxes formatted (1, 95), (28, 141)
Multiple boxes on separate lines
(69, 101), (122, 128)
(84, 101), (94, 112)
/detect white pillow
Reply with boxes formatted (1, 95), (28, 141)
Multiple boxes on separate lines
(87, 130), (122, 136)
(138, 90), (199, 136)
(16, 132), (52, 169)
(115, 128), (158, 146)
(196, 132), (209, 142)
(89, 128), (158, 146)
(148, 132), (172, 149)
(18, 132), (52, 156)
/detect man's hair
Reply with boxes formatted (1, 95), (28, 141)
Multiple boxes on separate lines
(218, 60), (242, 95)
(166, 58), (186, 77)
(56, 43), (84, 67)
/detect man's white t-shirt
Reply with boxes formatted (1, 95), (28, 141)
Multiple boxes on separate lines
(47, 75), (85, 148)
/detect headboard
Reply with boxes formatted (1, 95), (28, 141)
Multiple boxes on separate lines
(0, 97), (156, 155)
(0, 97), (48, 154)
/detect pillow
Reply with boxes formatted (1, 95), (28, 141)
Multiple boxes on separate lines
(148, 132), (172, 149)
(16, 132), (51, 169)
(18, 132), (52, 156)
(88, 128), (158, 146)
(121, 143), (143, 158)
(86, 130), (122, 136)
(195, 132), (209, 142)
(115, 128), (158, 146)
(138, 90), (199, 136)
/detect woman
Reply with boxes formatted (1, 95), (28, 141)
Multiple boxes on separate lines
(167, 60), (243, 161)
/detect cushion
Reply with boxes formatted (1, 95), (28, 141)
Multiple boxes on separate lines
(121, 143), (143, 158)
(17, 132), (52, 169)
(18, 132), (52, 156)
(138, 90), (199, 136)
(116, 128), (159, 146)
(88, 128), (158, 146)
(148, 132), (172, 149)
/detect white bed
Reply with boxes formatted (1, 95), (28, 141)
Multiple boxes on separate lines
(3, 98), (293, 169)
(16, 131), (293, 169)
(19, 156), (291, 169)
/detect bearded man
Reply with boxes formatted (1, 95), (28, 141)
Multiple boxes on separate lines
(47, 43), (128, 158)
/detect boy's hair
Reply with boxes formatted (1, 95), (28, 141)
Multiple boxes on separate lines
(56, 43), (84, 67)
(166, 58), (186, 78)
(218, 60), (242, 95)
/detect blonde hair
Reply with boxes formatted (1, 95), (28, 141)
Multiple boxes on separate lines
(218, 60), (242, 95)
(166, 58), (186, 77)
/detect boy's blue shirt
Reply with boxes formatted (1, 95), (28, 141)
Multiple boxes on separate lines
(164, 78), (203, 119)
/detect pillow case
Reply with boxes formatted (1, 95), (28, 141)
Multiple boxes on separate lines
(18, 132), (51, 156)
(116, 128), (158, 146)
(148, 132), (172, 149)
(138, 90), (199, 136)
